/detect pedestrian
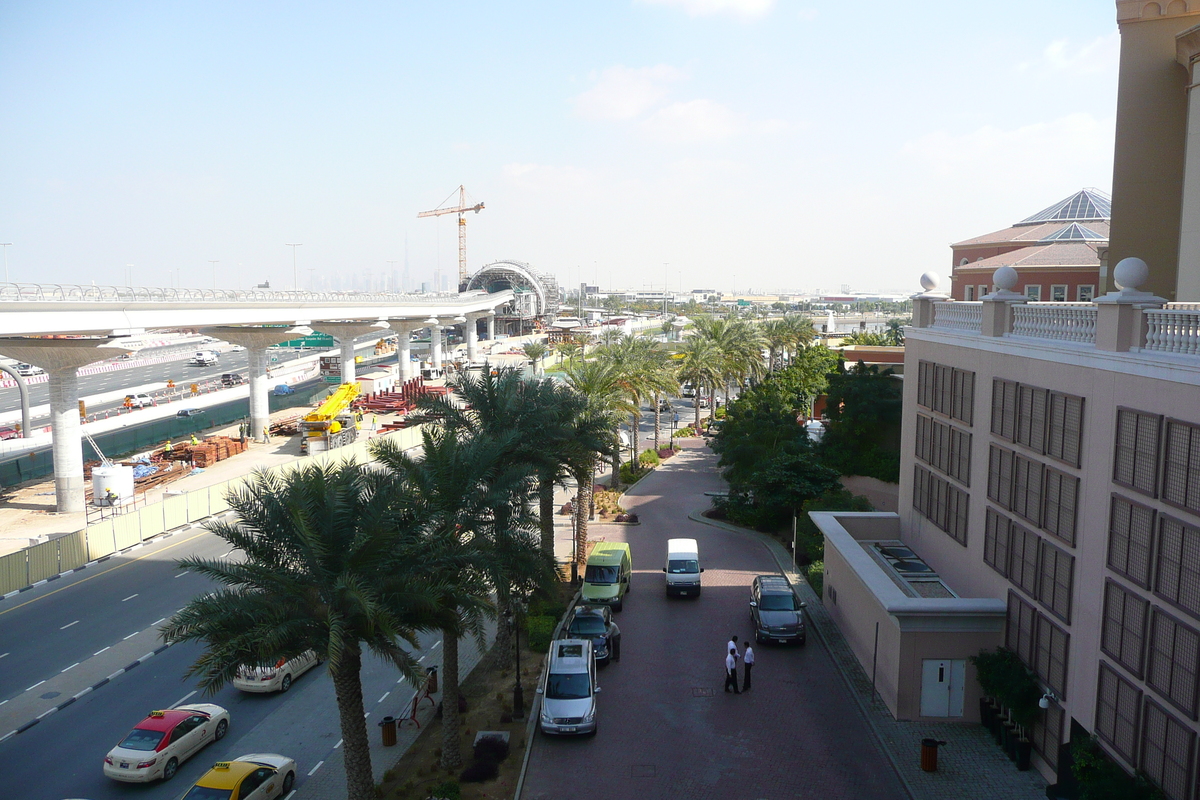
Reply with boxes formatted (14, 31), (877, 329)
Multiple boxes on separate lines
(190, 434), (199, 446)
(727, 635), (740, 663)
(743, 642), (755, 691)
(263, 425), (271, 443)
(724, 648), (740, 694)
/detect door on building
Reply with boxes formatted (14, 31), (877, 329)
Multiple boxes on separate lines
(920, 659), (966, 717)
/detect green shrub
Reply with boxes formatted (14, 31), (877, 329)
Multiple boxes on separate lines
(528, 593), (566, 620)
(1072, 734), (1166, 800)
(639, 449), (661, 467)
(526, 615), (557, 652)
(806, 561), (824, 596)
(429, 781), (462, 800)
(675, 426), (696, 437)
(619, 461), (645, 484)
(714, 406), (727, 419)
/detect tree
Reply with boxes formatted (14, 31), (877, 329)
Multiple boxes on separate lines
(161, 462), (465, 800)
(522, 341), (548, 374)
(554, 339), (583, 366)
(772, 344), (841, 417)
(676, 336), (722, 430)
(819, 362), (903, 482)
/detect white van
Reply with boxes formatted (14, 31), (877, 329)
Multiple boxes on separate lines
(190, 350), (219, 366)
(663, 538), (702, 597)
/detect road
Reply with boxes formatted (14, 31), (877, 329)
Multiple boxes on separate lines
(0, 519), (445, 800)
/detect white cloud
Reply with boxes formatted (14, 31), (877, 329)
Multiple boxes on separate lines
(640, 99), (746, 143)
(1021, 32), (1120, 76)
(501, 162), (593, 192)
(638, 0), (774, 18)
(572, 65), (686, 121)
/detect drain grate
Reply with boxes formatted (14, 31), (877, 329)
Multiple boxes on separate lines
(691, 687), (715, 697)
(631, 764), (656, 778)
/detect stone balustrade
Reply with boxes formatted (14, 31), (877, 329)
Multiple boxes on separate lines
(1010, 303), (1097, 344)
(931, 301), (982, 332)
(1144, 309), (1200, 355)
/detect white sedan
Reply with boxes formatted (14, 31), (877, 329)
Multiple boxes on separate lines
(233, 651), (321, 693)
(103, 704), (230, 782)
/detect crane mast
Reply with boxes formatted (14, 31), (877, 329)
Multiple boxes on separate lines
(417, 185), (484, 290)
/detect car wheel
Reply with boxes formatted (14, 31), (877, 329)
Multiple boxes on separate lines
(281, 674), (293, 692)
(799, 637), (807, 647)
(214, 719), (228, 740)
(163, 757), (179, 781)
(755, 631), (763, 645)
(281, 771), (296, 795)
(614, 600), (623, 613)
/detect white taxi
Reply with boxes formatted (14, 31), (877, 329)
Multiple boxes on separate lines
(233, 651), (321, 693)
(103, 704), (230, 782)
(179, 753), (298, 800)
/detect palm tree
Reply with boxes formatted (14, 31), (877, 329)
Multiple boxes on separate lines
(371, 427), (543, 771)
(762, 318), (790, 372)
(161, 462), (463, 800)
(676, 336), (722, 430)
(522, 341), (548, 374)
(554, 339), (583, 367)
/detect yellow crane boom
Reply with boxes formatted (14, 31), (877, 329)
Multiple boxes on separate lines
(303, 382), (361, 427)
(418, 185), (484, 290)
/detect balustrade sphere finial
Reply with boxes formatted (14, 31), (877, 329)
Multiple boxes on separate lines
(993, 266), (1018, 292)
(919, 271), (940, 292)
(1113, 257), (1149, 292)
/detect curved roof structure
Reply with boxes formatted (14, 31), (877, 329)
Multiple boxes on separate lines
(466, 260), (561, 318)
(1019, 188), (1111, 225)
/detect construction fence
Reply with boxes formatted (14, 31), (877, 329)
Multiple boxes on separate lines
(0, 424), (426, 596)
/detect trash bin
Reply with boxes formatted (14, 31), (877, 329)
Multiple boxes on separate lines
(921, 738), (946, 772)
(379, 715), (397, 747)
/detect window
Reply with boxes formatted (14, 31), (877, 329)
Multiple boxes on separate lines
(1025, 285), (1043, 301)
(960, 257), (970, 267)
(991, 379), (1018, 441)
(984, 507), (1011, 576)
(1043, 468), (1079, 546)
(1015, 385), (1049, 454)
(988, 445), (1015, 510)
(1146, 609), (1200, 718)
(1051, 284), (1068, 302)
(1108, 496), (1156, 588)
(1114, 409), (1161, 497)
(951, 369), (975, 426)
(1162, 419), (1200, 514)
(1139, 699), (1194, 800)
(1156, 515), (1200, 622)
(1035, 615), (1070, 699)
(1039, 540), (1074, 623)
(1007, 591), (1037, 666)
(1078, 285), (1095, 302)
(979, 284), (990, 299)
(916, 414), (971, 487)
(950, 426), (972, 486)
(918, 361), (974, 423)
(964, 285), (974, 301)
(1096, 661), (1143, 766)
(917, 361), (932, 409)
(1046, 392), (1084, 468)
(947, 483), (969, 546)
(915, 414), (931, 464)
(935, 364), (953, 419)
(1009, 524), (1041, 599)
(913, 465), (968, 545)
(1102, 580), (1148, 678)
(1030, 701), (1064, 762)
(1012, 454), (1045, 526)
(913, 465), (931, 519)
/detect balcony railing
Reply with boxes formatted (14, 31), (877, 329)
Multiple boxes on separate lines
(932, 301), (982, 332)
(1010, 303), (1097, 345)
(1144, 308), (1200, 355)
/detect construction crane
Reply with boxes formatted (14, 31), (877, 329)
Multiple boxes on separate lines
(418, 185), (484, 290)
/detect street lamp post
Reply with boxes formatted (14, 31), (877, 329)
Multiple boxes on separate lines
(285, 243), (303, 291)
(0, 243), (11, 283)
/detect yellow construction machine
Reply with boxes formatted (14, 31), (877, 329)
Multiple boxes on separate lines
(300, 382), (363, 454)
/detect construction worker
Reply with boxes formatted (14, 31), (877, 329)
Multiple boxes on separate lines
(190, 434), (200, 446)
(263, 425), (271, 443)
(163, 439), (173, 454)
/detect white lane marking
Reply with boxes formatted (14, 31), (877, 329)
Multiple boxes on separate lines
(60, 620), (79, 630)
(284, 792), (296, 800)
(175, 571), (190, 578)
(123, 632), (139, 640)
(430, 640), (442, 651)
(307, 761), (324, 776)
(0, 730), (15, 743)
(335, 738), (344, 748)
(61, 662), (80, 673)
(0, 652), (8, 659)
(172, 690), (197, 708)
(0, 699), (7, 706)
(26, 680), (45, 691)
(94, 646), (110, 656)
(153, 618), (166, 626)
(122, 593), (138, 602)
(220, 550), (235, 558)
(377, 691), (389, 703)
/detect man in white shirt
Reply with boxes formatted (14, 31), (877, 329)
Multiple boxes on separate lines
(727, 635), (740, 662)
(742, 643), (756, 691)
(724, 648), (740, 694)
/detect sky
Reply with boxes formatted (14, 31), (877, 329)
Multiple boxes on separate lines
(0, 1), (1120, 296)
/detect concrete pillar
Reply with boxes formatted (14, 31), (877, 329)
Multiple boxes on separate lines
(340, 338), (356, 384)
(1096, 257), (1167, 352)
(980, 266), (1026, 338)
(487, 311), (496, 342)
(465, 314), (481, 363)
(49, 367), (84, 513)
(1178, 31), (1200, 301)
(910, 271), (950, 329)
(308, 321), (388, 386)
(388, 320), (421, 383)
(431, 324), (444, 369)
(248, 347), (271, 443)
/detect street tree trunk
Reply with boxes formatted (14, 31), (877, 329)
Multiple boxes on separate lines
(653, 393), (662, 451)
(694, 395), (701, 431)
(575, 464), (593, 566)
(538, 474), (555, 558)
(610, 434), (620, 491)
(440, 629), (463, 770)
(330, 645), (375, 800)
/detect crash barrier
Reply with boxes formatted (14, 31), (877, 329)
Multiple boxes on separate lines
(0, 424), (426, 596)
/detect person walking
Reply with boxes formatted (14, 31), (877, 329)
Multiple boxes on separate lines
(742, 642), (755, 691)
(724, 648), (740, 694)
(727, 635), (740, 664)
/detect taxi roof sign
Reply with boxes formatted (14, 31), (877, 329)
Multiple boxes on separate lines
(148, 710), (166, 717)
(213, 761), (231, 770)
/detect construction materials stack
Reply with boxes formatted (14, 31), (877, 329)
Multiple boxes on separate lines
(300, 382), (363, 455)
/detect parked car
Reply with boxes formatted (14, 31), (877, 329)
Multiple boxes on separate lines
(179, 754), (296, 800)
(273, 384), (295, 396)
(177, 408), (205, 417)
(658, 398), (671, 413)
(749, 574), (807, 645)
(538, 639), (599, 736)
(233, 651), (321, 693)
(103, 705), (230, 782)
(563, 605), (621, 664)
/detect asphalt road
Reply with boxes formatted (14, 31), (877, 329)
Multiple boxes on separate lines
(0, 520), (445, 800)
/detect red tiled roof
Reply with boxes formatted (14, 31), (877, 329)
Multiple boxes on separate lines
(952, 220), (1109, 248)
(953, 241), (1101, 270)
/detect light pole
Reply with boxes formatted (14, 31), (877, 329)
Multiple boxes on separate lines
(285, 243), (303, 291)
(0, 243), (10, 283)
(209, 260), (219, 289)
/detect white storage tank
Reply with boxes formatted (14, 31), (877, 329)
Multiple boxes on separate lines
(92, 465), (134, 507)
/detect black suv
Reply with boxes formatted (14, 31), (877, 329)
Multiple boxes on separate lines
(221, 373), (245, 386)
(749, 575), (807, 645)
(563, 605), (621, 664)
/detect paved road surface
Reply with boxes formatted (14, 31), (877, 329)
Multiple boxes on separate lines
(521, 447), (907, 800)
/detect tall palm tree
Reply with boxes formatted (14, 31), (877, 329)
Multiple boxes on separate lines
(371, 428), (541, 771)
(676, 336), (722, 430)
(554, 339), (583, 367)
(161, 462), (465, 800)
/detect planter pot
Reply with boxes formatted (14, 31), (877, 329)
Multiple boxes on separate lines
(1016, 738), (1032, 771)
(1002, 724), (1019, 761)
(979, 698), (996, 729)
(993, 714), (1007, 745)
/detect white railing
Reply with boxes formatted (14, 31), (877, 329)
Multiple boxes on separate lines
(931, 301), (982, 332)
(0, 282), (477, 304)
(1144, 309), (1200, 355)
(1010, 303), (1097, 344)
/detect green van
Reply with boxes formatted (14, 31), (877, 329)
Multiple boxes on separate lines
(582, 542), (632, 612)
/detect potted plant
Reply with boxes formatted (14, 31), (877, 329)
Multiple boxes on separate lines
(1015, 736), (1033, 771)
(969, 648), (1005, 730)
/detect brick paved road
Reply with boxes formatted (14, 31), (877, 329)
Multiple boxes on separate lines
(521, 447), (908, 800)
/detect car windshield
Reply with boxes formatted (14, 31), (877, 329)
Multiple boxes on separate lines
(569, 616), (607, 635)
(760, 594), (797, 611)
(181, 786), (234, 800)
(546, 672), (591, 700)
(668, 559), (699, 574)
(118, 728), (165, 751)
(584, 565), (618, 584)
